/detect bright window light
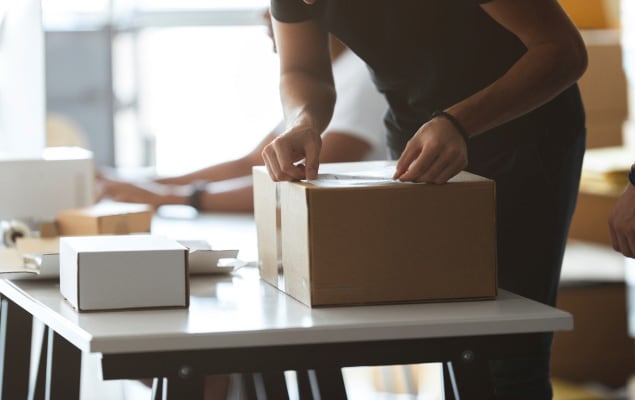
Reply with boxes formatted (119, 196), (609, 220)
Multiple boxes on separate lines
(134, 25), (282, 176)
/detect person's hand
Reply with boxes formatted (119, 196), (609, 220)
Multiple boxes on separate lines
(261, 125), (322, 181)
(96, 177), (168, 209)
(609, 184), (635, 258)
(393, 116), (468, 183)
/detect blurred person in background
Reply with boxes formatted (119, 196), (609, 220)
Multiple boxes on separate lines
(97, 9), (388, 213)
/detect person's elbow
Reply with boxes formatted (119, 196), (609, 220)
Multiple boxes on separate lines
(560, 32), (588, 83)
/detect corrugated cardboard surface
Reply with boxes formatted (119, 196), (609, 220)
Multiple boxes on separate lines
(253, 170), (280, 288)
(568, 190), (620, 246)
(253, 164), (498, 307)
(578, 30), (628, 149)
(585, 111), (627, 149)
(56, 203), (153, 236)
(552, 283), (634, 388)
(579, 36), (628, 114)
(559, 0), (621, 29)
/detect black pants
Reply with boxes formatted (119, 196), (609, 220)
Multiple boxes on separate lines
(390, 118), (586, 399)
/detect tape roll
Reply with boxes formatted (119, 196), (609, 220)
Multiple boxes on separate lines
(1, 220), (32, 247)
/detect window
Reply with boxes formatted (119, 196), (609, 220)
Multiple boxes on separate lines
(43, 0), (282, 176)
(131, 25), (281, 176)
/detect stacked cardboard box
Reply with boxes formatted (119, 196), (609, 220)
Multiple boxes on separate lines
(559, 0), (620, 30)
(568, 147), (631, 245)
(567, 29), (631, 244)
(552, 283), (634, 388)
(578, 30), (628, 149)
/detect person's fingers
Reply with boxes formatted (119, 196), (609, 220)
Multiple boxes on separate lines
(431, 157), (465, 184)
(262, 147), (283, 181)
(431, 147), (468, 183)
(616, 228), (632, 258)
(398, 145), (438, 182)
(263, 144), (298, 181)
(626, 224), (635, 259)
(303, 140), (321, 180)
(272, 143), (305, 181)
(608, 216), (620, 253)
(393, 144), (417, 180)
(416, 154), (450, 183)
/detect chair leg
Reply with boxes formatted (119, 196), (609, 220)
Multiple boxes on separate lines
(307, 368), (347, 400)
(442, 362), (458, 400)
(0, 298), (32, 400)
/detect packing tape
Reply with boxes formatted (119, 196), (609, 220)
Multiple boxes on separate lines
(1, 220), (32, 247)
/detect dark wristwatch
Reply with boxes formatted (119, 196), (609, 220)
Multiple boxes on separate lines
(188, 180), (208, 211)
(629, 163), (635, 187)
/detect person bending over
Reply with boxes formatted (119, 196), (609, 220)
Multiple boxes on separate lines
(264, 1), (587, 398)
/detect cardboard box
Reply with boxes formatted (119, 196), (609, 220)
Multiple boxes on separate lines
(56, 202), (154, 236)
(177, 239), (238, 275)
(569, 190), (620, 246)
(552, 283), (634, 388)
(585, 112), (626, 148)
(577, 30), (628, 148)
(17, 237), (61, 278)
(568, 147), (631, 245)
(60, 234), (189, 311)
(253, 161), (498, 307)
(579, 30), (628, 113)
(559, 0), (620, 29)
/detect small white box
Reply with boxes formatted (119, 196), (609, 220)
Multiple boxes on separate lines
(60, 235), (189, 311)
(0, 147), (95, 221)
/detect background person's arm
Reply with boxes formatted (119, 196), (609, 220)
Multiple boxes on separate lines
(156, 132), (278, 185)
(193, 131), (372, 212)
(96, 131), (278, 209)
(97, 130), (373, 212)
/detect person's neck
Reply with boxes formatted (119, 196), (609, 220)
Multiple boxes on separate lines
(329, 37), (346, 62)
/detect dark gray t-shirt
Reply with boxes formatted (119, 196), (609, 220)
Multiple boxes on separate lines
(270, 0), (584, 158)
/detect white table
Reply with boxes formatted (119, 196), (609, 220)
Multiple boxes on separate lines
(0, 213), (573, 399)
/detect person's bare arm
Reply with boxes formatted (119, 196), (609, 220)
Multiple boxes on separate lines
(261, 18), (335, 181)
(395, 0), (587, 183)
(157, 132), (278, 185)
(195, 130), (372, 212)
(319, 132), (371, 163)
(96, 178), (189, 209)
(451, 0), (587, 137)
(98, 128), (372, 212)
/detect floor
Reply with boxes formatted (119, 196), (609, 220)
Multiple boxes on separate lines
(77, 352), (633, 399)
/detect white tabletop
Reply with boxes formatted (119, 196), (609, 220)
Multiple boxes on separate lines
(0, 212), (573, 355)
(560, 239), (626, 283)
(0, 271), (571, 355)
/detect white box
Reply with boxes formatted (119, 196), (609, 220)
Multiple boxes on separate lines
(60, 235), (189, 311)
(0, 147), (95, 221)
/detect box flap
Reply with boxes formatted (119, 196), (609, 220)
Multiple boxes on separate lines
(280, 182), (311, 305)
(253, 167), (281, 287)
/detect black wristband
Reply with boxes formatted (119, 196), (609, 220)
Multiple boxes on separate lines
(431, 110), (470, 144)
(188, 181), (207, 211)
(629, 163), (635, 186)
